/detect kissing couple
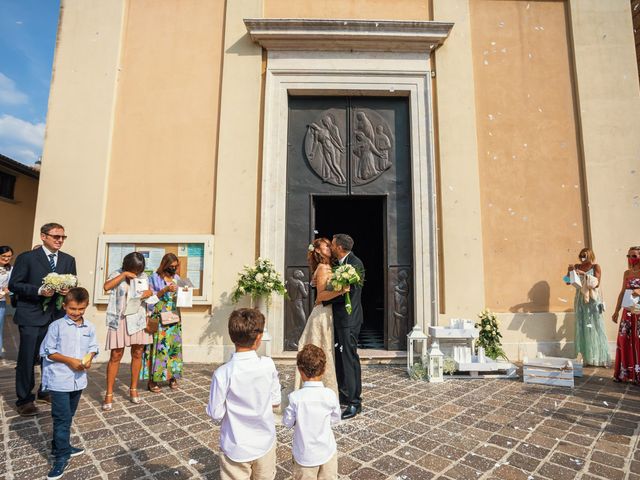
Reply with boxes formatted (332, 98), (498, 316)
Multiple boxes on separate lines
(294, 234), (365, 420)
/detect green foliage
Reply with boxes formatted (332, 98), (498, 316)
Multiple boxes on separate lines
(409, 362), (427, 380)
(443, 356), (457, 375)
(475, 309), (508, 361)
(231, 257), (287, 304)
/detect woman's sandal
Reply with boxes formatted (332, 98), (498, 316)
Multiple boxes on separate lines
(169, 378), (179, 390)
(148, 382), (161, 393)
(129, 388), (141, 404)
(102, 393), (113, 411)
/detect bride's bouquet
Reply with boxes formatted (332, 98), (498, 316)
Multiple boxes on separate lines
(329, 264), (364, 314)
(41, 273), (78, 311)
(231, 257), (287, 304)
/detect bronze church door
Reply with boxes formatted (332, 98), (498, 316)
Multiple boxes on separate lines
(283, 96), (413, 351)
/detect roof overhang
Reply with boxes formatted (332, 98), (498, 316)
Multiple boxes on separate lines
(244, 18), (454, 53)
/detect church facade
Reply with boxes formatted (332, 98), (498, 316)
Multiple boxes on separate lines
(35, 0), (640, 362)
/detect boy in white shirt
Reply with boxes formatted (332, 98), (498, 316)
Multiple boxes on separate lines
(283, 344), (341, 480)
(206, 308), (281, 480)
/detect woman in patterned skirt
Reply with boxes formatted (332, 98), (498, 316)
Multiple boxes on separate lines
(141, 253), (183, 392)
(103, 252), (153, 410)
(612, 246), (640, 383)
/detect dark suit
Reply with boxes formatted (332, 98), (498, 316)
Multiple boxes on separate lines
(324, 252), (365, 408)
(9, 247), (76, 406)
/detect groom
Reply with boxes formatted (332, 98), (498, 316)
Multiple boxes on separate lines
(325, 233), (365, 420)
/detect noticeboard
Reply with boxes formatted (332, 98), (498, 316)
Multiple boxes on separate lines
(93, 234), (214, 305)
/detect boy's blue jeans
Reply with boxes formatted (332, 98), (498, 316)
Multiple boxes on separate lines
(50, 390), (82, 461)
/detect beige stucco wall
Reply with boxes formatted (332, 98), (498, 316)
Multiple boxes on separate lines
(208, 0), (265, 360)
(470, 0), (586, 315)
(104, 0), (224, 234)
(34, 0), (125, 359)
(0, 173), (38, 255)
(569, 0), (640, 350)
(264, 0), (431, 20)
(432, 0), (486, 319)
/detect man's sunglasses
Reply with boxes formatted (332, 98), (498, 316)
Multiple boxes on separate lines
(45, 234), (67, 241)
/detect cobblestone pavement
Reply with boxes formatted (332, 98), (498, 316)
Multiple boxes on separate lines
(1, 353), (640, 479)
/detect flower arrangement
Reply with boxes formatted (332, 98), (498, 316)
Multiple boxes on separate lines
(409, 362), (427, 380)
(443, 356), (457, 375)
(230, 257), (286, 304)
(329, 264), (364, 314)
(475, 309), (508, 361)
(41, 273), (78, 311)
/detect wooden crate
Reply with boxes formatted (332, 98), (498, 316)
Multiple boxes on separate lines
(523, 357), (574, 388)
(536, 355), (583, 377)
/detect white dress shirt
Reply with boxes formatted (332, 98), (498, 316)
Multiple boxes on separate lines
(40, 316), (99, 392)
(206, 350), (281, 462)
(338, 252), (350, 265)
(42, 245), (58, 268)
(283, 381), (341, 467)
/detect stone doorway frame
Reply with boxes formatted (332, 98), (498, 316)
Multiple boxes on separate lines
(245, 19), (453, 354)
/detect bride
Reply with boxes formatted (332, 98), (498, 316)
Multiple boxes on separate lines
(294, 238), (349, 396)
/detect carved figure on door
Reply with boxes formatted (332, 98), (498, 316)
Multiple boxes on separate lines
(353, 131), (382, 181)
(374, 125), (392, 171)
(305, 119), (346, 185)
(286, 269), (309, 349)
(391, 270), (410, 347)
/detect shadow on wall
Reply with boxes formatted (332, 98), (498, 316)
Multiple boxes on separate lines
(508, 281), (574, 358)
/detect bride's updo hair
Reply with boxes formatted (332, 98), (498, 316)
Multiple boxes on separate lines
(307, 237), (332, 273)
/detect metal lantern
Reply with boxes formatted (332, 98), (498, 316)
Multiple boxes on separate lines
(407, 324), (428, 374)
(427, 340), (444, 383)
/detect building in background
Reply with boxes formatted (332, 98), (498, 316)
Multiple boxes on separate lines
(0, 153), (39, 255)
(33, 0), (640, 362)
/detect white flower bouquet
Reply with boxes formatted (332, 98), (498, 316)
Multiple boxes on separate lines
(329, 264), (364, 314)
(41, 273), (78, 311)
(231, 257), (286, 304)
(474, 309), (508, 361)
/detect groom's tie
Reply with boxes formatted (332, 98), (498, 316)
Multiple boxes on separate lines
(48, 254), (56, 272)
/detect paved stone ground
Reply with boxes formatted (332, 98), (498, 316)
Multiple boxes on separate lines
(1, 335), (640, 479)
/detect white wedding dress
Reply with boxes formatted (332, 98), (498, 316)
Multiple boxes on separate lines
(294, 268), (339, 396)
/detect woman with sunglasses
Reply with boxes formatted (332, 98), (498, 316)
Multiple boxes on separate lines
(141, 253), (183, 392)
(612, 246), (640, 383)
(566, 248), (610, 367)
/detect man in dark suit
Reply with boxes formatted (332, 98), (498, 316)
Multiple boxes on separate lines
(326, 233), (365, 420)
(9, 222), (77, 416)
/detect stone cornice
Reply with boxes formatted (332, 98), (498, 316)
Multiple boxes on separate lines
(244, 18), (454, 52)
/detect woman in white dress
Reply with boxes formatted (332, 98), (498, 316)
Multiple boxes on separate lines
(295, 238), (349, 396)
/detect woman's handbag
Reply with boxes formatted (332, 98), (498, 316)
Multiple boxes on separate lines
(160, 311), (180, 325)
(145, 315), (159, 334)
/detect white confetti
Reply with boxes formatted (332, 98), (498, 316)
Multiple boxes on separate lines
(188, 459), (198, 465)
(558, 298), (568, 303)
(586, 324), (593, 329)
(603, 401), (609, 406)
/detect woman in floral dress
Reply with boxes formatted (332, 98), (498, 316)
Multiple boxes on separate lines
(612, 246), (640, 383)
(141, 253), (183, 391)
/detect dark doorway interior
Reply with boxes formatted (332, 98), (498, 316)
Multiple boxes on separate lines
(314, 196), (385, 348)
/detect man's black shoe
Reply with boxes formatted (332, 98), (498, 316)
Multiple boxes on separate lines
(16, 402), (38, 417)
(341, 405), (362, 420)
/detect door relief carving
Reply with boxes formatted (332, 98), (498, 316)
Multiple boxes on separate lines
(304, 109), (394, 186)
(352, 110), (394, 185)
(305, 115), (347, 185)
